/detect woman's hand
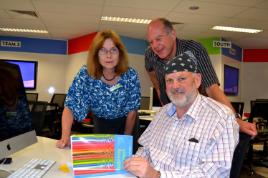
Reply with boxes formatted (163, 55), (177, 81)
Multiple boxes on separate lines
(56, 137), (70, 149)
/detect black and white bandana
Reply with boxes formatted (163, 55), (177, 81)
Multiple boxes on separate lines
(164, 51), (198, 74)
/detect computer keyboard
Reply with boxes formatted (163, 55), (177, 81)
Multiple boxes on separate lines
(8, 158), (55, 178)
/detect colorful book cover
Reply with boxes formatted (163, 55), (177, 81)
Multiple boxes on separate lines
(71, 134), (133, 177)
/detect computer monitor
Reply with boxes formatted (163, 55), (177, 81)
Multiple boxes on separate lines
(0, 59), (38, 90)
(0, 61), (37, 160)
(149, 87), (162, 111)
(224, 65), (239, 96)
(140, 96), (150, 110)
(248, 100), (268, 123)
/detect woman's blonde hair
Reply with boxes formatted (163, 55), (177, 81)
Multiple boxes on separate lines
(87, 30), (128, 79)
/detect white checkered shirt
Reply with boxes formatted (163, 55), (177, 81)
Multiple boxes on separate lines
(136, 94), (239, 178)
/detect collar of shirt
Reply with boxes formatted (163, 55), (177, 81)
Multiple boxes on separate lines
(166, 94), (203, 122)
(175, 38), (183, 56)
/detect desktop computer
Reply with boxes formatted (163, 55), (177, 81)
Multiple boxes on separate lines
(0, 61), (38, 176)
(138, 87), (162, 116)
(138, 87), (163, 134)
(0, 61), (134, 178)
(150, 87), (162, 112)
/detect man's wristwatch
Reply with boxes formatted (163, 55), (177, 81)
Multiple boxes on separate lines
(235, 113), (241, 119)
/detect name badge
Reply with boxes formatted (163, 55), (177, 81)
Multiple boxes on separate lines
(110, 84), (122, 92)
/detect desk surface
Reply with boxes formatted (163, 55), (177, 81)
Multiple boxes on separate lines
(139, 115), (154, 121)
(0, 137), (135, 178)
(138, 109), (158, 122)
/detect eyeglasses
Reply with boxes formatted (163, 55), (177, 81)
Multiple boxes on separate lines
(99, 47), (119, 56)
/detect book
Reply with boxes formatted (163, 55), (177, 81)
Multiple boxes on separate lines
(71, 134), (133, 177)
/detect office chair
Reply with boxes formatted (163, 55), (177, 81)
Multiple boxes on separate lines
(49, 93), (66, 112)
(31, 101), (49, 136)
(26, 92), (38, 102)
(230, 132), (251, 178)
(230, 101), (256, 177)
(48, 93), (67, 122)
(46, 93), (66, 138)
(26, 92), (38, 111)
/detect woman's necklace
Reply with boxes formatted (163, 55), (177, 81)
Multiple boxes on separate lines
(102, 73), (116, 81)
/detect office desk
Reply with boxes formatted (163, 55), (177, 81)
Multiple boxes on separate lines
(0, 137), (135, 178)
(139, 115), (153, 121)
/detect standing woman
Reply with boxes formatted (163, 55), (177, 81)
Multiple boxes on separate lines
(56, 30), (141, 148)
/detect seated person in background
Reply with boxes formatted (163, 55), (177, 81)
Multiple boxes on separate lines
(56, 30), (141, 149)
(124, 51), (239, 178)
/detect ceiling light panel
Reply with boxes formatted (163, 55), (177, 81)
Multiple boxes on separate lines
(212, 26), (263, 34)
(0, 28), (48, 34)
(101, 16), (151, 24)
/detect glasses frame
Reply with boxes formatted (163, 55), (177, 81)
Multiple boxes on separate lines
(98, 47), (119, 56)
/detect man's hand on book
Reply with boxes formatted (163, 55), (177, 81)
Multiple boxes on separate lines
(124, 156), (160, 178)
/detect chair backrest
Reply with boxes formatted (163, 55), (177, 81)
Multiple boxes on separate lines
(140, 96), (150, 110)
(231, 102), (244, 117)
(230, 132), (251, 178)
(31, 101), (48, 136)
(50, 93), (66, 111)
(26, 92), (38, 102)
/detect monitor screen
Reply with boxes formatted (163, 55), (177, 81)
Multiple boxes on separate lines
(0, 61), (37, 160)
(224, 65), (239, 96)
(149, 87), (162, 111)
(0, 59), (38, 90)
(249, 100), (268, 123)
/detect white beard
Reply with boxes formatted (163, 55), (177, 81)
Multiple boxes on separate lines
(167, 87), (197, 108)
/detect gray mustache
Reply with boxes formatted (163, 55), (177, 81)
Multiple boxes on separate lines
(170, 88), (185, 94)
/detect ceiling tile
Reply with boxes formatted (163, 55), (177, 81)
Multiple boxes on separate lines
(194, 0), (264, 7)
(0, 18), (45, 29)
(0, 0), (35, 10)
(167, 12), (227, 25)
(221, 18), (267, 31)
(235, 7), (268, 21)
(172, 0), (249, 17)
(253, 0), (268, 9)
(102, 6), (166, 19)
(104, 0), (181, 11)
(0, 0), (267, 48)
(100, 22), (147, 39)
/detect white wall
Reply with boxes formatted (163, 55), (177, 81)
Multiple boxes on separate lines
(0, 51), (67, 102)
(65, 52), (87, 90)
(210, 54), (222, 88)
(128, 54), (152, 96)
(241, 62), (268, 113)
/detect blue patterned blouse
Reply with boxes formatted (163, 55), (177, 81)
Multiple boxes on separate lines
(65, 65), (141, 122)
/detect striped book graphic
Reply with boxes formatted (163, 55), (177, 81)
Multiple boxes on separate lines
(71, 134), (133, 177)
